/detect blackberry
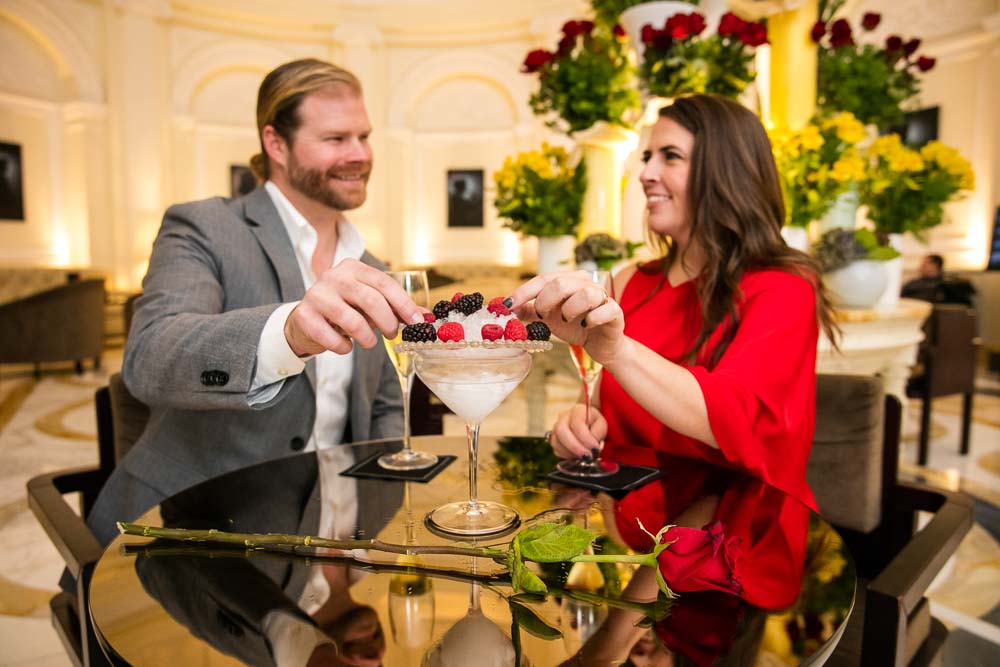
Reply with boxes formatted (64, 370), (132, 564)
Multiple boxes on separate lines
(401, 322), (436, 342)
(432, 300), (453, 320)
(526, 321), (551, 341)
(453, 292), (484, 316)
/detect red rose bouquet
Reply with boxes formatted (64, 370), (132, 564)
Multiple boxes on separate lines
(522, 19), (640, 135)
(639, 11), (768, 100)
(814, 2), (936, 127)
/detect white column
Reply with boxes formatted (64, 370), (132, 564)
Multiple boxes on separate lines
(61, 102), (109, 268)
(104, 0), (172, 290)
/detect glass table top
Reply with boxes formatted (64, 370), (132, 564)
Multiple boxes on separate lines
(89, 436), (856, 666)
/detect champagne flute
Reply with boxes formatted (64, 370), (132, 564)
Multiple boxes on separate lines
(379, 270), (439, 470)
(558, 270), (620, 477)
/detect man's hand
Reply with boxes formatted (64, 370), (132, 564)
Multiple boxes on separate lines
(285, 259), (423, 357)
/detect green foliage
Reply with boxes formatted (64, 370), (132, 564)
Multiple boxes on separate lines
(493, 436), (560, 489)
(818, 45), (917, 128)
(525, 21), (640, 135)
(509, 598), (562, 639)
(574, 232), (644, 270)
(811, 228), (900, 273)
(517, 523), (597, 563)
(493, 144), (587, 238)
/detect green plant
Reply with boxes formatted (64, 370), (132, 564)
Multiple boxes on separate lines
(574, 233), (644, 270)
(590, 0), (699, 26)
(769, 112), (867, 228)
(811, 228), (900, 273)
(522, 20), (640, 135)
(493, 143), (587, 238)
(813, 2), (936, 128)
(638, 10), (767, 99)
(861, 134), (974, 238)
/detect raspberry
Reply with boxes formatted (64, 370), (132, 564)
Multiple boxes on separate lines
(422, 312), (437, 323)
(432, 300), (453, 319)
(487, 301), (511, 316)
(481, 324), (504, 341)
(525, 321), (551, 341)
(488, 296), (506, 308)
(401, 322), (435, 342)
(437, 322), (465, 342)
(504, 318), (527, 341)
(450, 292), (464, 304)
(453, 292), (484, 316)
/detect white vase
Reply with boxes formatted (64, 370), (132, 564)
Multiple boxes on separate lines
(620, 1), (697, 60)
(781, 225), (809, 252)
(536, 235), (576, 275)
(820, 184), (860, 234)
(873, 233), (905, 311)
(825, 260), (888, 309)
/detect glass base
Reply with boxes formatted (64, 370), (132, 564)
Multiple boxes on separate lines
(424, 500), (520, 537)
(378, 449), (439, 471)
(556, 458), (620, 478)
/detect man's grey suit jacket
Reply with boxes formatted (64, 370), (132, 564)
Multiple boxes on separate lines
(86, 186), (403, 546)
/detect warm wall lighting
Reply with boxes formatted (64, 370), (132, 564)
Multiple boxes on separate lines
(501, 230), (521, 266)
(756, 44), (772, 128)
(410, 217), (432, 266)
(50, 226), (72, 266)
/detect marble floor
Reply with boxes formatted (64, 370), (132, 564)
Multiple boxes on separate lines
(1, 348), (998, 665)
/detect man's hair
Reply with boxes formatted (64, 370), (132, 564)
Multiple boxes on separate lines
(926, 254), (944, 271)
(249, 58), (363, 181)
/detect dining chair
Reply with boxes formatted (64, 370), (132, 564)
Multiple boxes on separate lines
(808, 374), (974, 666)
(906, 304), (979, 466)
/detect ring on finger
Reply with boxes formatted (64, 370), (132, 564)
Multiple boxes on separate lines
(544, 430), (553, 444)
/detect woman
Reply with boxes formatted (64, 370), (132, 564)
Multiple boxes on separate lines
(507, 95), (838, 609)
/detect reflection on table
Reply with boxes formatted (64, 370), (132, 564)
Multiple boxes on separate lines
(90, 436), (856, 666)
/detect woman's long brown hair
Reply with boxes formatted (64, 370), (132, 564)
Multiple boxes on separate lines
(643, 95), (839, 368)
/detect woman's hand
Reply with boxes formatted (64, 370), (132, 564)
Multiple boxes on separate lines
(506, 271), (626, 367)
(549, 403), (608, 460)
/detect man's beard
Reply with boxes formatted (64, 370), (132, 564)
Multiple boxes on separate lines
(287, 155), (370, 211)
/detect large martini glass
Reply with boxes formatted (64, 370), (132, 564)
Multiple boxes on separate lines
(407, 344), (543, 536)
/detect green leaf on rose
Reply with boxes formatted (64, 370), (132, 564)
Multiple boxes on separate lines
(516, 523), (596, 563)
(508, 540), (548, 594)
(509, 600), (562, 640)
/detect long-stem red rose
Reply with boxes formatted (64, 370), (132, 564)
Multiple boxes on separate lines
(655, 522), (743, 596)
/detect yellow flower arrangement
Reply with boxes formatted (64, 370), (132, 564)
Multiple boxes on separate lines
(770, 112), (868, 228)
(493, 143), (587, 238)
(861, 134), (975, 237)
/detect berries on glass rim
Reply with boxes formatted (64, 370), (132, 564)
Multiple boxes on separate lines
(422, 312), (437, 323)
(450, 292), (464, 304)
(525, 321), (551, 341)
(401, 322), (435, 342)
(481, 324), (504, 341)
(504, 318), (527, 341)
(453, 292), (484, 316)
(487, 300), (512, 316)
(437, 321), (465, 342)
(432, 300), (453, 320)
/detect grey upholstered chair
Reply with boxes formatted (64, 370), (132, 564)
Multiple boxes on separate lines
(809, 374), (974, 666)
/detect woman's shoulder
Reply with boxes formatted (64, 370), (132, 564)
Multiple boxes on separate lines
(739, 268), (816, 303)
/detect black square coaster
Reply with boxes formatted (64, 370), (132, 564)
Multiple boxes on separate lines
(544, 464), (664, 498)
(340, 451), (456, 483)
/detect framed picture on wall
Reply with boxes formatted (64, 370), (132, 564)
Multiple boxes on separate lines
(0, 142), (25, 221)
(230, 164), (257, 198)
(447, 169), (484, 228)
(884, 106), (939, 147)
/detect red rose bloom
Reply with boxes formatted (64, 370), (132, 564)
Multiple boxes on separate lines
(557, 34), (575, 55)
(861, 12), (881, 31)
(885, 34), (904, 52)
(561, 20), (583, 38)
(578, 20), (595, 35)
(739, 22), (768, 47)
(656, 522), (743, 596)
(904, 38), (922, 56)
(688, 12), (707, 37)
(612, 23), (626, 39)
(916, 56), (936, 72)
(810, 20), (826, 43)
(652, 29), (674, 52)
(717, 12), (745, 38)
(640, 23), (656, 45)
(655, 592), (744, 667)
(665, 13), (691, 40)
(521, 49), (554, 73)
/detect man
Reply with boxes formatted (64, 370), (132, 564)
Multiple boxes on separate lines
(901, 253), (975, 306)
(85, 59), (422, 547)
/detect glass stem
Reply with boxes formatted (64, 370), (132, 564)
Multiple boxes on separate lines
(401, 370), (415, 453)
(467, 421), (481, 510)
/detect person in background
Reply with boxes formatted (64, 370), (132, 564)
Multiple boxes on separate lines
(82, 58), (422, 549)
(507, 94), (839, 610)
(901, 253), (976, 306)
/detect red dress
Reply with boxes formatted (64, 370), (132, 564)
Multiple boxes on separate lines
(604, 265), (819, 609)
